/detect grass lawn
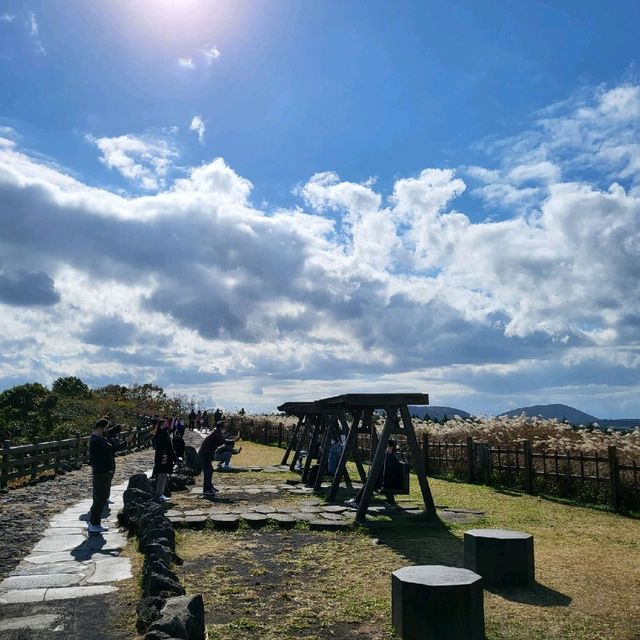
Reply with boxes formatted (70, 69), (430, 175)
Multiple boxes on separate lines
(136, 440), (640, 639)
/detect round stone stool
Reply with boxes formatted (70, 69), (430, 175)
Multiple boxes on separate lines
(464, 529), (534, 587)
(391, 565), (484, 640)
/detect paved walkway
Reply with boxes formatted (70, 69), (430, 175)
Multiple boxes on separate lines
(0, 480), (132, 635)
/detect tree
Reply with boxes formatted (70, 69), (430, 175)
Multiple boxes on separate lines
(52, 376), (91, 398)
(0, 383), (57, 441)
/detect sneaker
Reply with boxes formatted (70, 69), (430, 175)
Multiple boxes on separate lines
(344, 499), (359, 508)
(157, 495), (169, 503)
(224, 464), (234, 470)
(216, 464), (224, 470)
(87, 523), (109, 533)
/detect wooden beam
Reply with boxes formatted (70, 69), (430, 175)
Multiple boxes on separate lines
(327, 409), (362, 500)
(281, 415), (302, 466)
(289, 415), (312, 472)
(355, 407), (395, 522)
(399, 404), (438, 520)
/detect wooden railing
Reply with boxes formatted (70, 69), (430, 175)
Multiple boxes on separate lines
(0, 418), (154, 490)
(422, 435), (639, 512)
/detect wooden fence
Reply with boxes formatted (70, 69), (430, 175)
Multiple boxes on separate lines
(422, 435), (639, 512)
(0, 416), (155, 490)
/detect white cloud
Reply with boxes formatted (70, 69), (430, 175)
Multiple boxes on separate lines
(0, 14), (15, 22)
(0, 82), (639, 415)
(28, 11), (45, 54)
(177, 57), (195, 69)
(87, 133), (178, 190)
(203, 45), (221, 63)
(189, 115), (206, 144)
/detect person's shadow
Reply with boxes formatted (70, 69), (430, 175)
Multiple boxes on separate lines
(70, 536), (109, 562)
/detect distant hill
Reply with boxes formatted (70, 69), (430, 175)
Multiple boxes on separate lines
(499, 404), (597, 424)
(409, 405), (471, 420)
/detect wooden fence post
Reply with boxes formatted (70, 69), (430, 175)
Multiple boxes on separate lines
(523, 439), (534, 494)
(608, 445), (622, 511)
(422, 433), (429, 474)
(30, 438), (39, 481)
(76, 433), (82, 467)
(278, 422), (283, 448)
(263, 421), (268, 444)
(466, 436), (474, 483)
(1, 440), (10, 490)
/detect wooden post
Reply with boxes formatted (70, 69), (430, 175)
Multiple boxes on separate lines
(608, 445), (622, 511)
(290, 416), (312, 472)
(422, 432), (429, 474)
(281, 416), (302, 465)
(355, 408), (394, 522)
(76, 432), (82, 467)
(263, 421), (268, 444)
(400, 405), (437, 520)
(30, 438), (39, 481)
(466, 436), (474, 483)
(328, 409), (362, 500)
(1, 440), (10, 490)
(278, 422), (283, 448)
(301, 416), (320, 483)
(522, 439), (534, 494)
(313, 415), (336, 491)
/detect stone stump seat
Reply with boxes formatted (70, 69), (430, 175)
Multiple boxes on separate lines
(392, 565), (485, 640)
(464, 528), (534, 587)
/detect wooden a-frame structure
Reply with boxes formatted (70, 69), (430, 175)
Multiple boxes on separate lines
(278, 393), (437, 522)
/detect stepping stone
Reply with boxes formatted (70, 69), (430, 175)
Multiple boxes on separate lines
(210, 514), (239, 530)
(0, 614), (62, 632)
(167, 516), (186, 526)
(261, 488), (279, 494)
(24, 551), (82, 565)
(12, 561), (86, 576)
(300, 506), (322, 514)
(86, 557), (132, 583)
(1, 573), (83, 590)
(263, 466), (286, 473)
(246, 488), (262, 495)
(301, 499), (321, 506)
(184, 510), (206, 517)
(322, 505), (347, 514)
(184, 515), (208, 529)
(165, 509), (184, 518)
(268, 514), (297, 528)
(290, 512), (315, 522)
(252, 505), (276, 514)
(206, 508), (232, 516)
(43, 527), (85, 536)
(308, 519), (352, 532)
(320, 512), (345, 521)
(242, 513), (269, 527)
(44, 585), (117, 601)
(0, 588), (47, 604)
(274, 506), (297, 514)
(33, 535), (86, 553)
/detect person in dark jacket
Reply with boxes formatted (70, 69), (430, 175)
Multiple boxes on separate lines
(345, 439), (403, 508)
(188, 409), (196, 431)
(198, 421), (227, 495)
(154, 419), (176, 502)
(88, 418), (116, 533)
(172, 431), (186, 461)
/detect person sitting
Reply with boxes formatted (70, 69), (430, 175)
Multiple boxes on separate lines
(345, 439), (404, 508)
(172, 431), (186, 461)
(327, 438), (343, 475)
(214, 440), (242, 470)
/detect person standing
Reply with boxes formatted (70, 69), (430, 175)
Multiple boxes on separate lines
(196, 410), (202, 431)
(188, 409), (196, 431)
(154, 419), (175, 503)
(202, 410), (209, 432)
(198, 421), (226, 495)
(88, 418), (115, 534)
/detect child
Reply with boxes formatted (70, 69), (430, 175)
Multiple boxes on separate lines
(214, 440), (242, 470)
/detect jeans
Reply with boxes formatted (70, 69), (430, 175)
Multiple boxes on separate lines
(90, 472), (112, 526)
(155, 472), (168, 497)
(201, 453), (214, 493)
(214, 450), (233, 466)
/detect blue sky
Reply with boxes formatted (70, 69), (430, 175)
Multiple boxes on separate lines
(1, 1), (639, 417)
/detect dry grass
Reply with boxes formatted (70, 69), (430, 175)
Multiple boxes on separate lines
(168, 441), (640, 640)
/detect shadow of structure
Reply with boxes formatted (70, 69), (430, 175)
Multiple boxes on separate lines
(362, 510), (572, 610)
(487, 582), (572, 607)
(364, 512), (465, 568)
